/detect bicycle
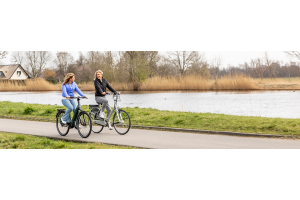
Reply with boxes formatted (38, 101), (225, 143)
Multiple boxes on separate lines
(56, 96), (92, 138)
(89, 93), (131, 135)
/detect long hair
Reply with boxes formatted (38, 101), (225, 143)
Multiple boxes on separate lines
(63, 73), (75, 85)
(94, 70), (103, 80)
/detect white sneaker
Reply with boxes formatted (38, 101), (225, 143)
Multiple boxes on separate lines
(108, 123), (113, 130)
(99, 112), (105, 118)
(61, 119), (67, 124)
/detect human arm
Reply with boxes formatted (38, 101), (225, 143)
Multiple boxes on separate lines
(106, 80), (118, 94)
(74, 82), (86, 97)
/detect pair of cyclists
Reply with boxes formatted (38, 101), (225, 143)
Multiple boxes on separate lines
(61, 70), (118, 130)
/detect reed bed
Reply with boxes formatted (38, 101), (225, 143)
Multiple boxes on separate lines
(0, 78), (61, 91)
(255, 77), (300, 89)
(5, 75), (300, 92)
(216, 75), (260, 90)
(139, 76), (211, 90)
(259, 77), (300, 84)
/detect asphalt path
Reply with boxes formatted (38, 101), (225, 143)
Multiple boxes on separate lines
(1, 118), (300, 149)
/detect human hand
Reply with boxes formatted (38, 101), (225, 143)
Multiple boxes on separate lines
(102, 92), (106, 95)
(66, 96), (70, 99)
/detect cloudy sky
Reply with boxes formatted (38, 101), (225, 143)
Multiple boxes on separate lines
(0, 51), (295, 68)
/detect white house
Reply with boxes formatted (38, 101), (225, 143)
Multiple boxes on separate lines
(0, 64), (31, 80)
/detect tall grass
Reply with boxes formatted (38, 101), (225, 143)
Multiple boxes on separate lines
(0, 78), (61, 91)
(0, 75), (261, 91)
(216, 75), (259, 90)
(140, 76), (211, 90)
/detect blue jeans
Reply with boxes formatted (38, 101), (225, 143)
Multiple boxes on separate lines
(61, 99), (77, 123)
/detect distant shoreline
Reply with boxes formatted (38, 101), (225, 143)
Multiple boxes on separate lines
(1, 76), (300, 92)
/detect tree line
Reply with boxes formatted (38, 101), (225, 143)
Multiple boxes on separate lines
(1, 51), (300, 90)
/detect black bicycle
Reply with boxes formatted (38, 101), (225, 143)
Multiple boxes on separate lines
(56, 96), (92, 138)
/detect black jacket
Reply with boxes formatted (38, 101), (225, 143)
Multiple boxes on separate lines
(94, 78), (117, 97)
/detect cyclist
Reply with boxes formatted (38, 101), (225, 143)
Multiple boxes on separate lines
(94, 70), (119, 130)
(61, 73), (87, 125)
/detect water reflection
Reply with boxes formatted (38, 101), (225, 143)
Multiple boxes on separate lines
(0, 90), (299, 119)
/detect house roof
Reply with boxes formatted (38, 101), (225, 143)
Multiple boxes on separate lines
(0, 64), (30, 79)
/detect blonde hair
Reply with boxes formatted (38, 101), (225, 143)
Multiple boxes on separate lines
(94, 70), (103, 80)
(63, 73), (75, 85)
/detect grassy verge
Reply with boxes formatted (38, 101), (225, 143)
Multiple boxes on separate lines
(0, 132), (138, 149)
(1, 101), (300, 136)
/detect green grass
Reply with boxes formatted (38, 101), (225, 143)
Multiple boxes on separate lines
(1, 101), (300, 136)
(0, 132), (138, 149)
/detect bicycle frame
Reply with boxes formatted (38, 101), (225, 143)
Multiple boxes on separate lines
(91, 94), (124, 126)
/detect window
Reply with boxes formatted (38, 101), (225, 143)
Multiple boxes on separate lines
(17, 71), (21, 77)
(0, 71), (4, 77)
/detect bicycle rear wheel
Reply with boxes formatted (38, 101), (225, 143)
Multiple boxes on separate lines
(77, 111), (92, 138)
(113, 109), (131, 135)
(90, 112), (104, 133)
(56, 111), (70, 136)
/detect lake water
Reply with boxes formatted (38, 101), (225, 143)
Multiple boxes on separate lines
(0, 90), (299, 119)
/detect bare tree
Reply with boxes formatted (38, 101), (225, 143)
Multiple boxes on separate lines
(284, 62), (291, 80)
(252, 58), (267, 81)
(24, 51), (53, 78)
(210, 56), (222, 84)
(0, 51), (8, 60)
(53, 52), (74, 80)
(167, 51), (199, 77)
(121, 51), (153, 90)
(187, 53), (209, 77)
(156, 56), (177, 77)
(11, 51), (25, 65)
(284, 51), (300, 60)
(271, 61), (280, 78)
(264, 51), (274, 79)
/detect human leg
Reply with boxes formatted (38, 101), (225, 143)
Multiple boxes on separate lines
(61, 99), (75, 123)
(95, 96), (108, 118)
(69, 99), (78, 125)
(102, 99), (113, 129)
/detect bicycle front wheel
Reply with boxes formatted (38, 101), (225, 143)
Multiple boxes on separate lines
(56, 111), (70, 136)
(113, 109), (131, 135)
(76, 111), (92, 138)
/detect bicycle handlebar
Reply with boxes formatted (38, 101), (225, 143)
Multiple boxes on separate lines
(69, 96), (88, 99)
(105, 92), (120, 96)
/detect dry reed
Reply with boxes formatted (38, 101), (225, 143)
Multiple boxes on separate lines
(216, 75), (260, 90)
(139, 76), (211, 90)
(0, 78), (61, 91)
(0, 75), (289, 92)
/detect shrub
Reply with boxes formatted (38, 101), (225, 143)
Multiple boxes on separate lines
(7, 108), (13, 114)
(23, 106), (35, 114)
(44, 108), (54, 115)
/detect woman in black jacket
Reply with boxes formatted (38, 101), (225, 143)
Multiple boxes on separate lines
(94, 70), (118, 130)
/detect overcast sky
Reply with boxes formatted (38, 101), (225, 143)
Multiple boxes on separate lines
(0, 51), (296, 68)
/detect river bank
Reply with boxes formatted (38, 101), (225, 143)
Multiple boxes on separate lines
(0, 101), (299, 136)
(2, 76), (300, 92)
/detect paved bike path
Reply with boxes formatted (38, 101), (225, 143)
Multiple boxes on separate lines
(1, 118), (300, 149)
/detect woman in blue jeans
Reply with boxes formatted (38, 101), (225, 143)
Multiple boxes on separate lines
(61, 73), (87, 124)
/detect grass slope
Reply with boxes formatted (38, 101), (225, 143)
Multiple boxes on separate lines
(0, 101), (300, 136)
